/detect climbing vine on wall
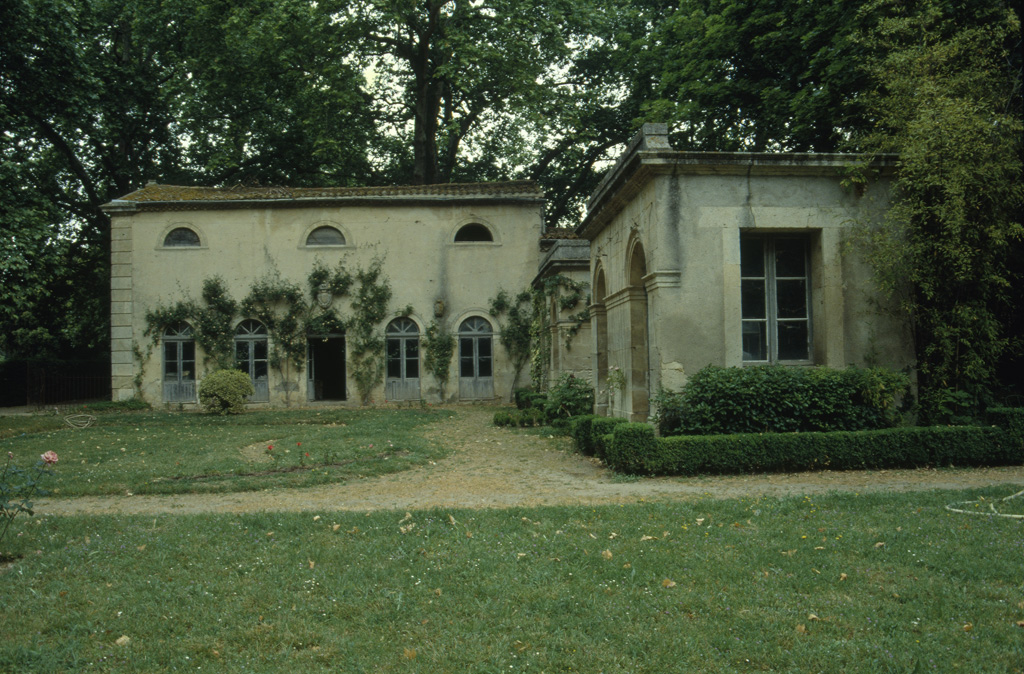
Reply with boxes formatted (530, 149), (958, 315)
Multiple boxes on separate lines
(144, 276), (237, 369)
(240, 273), (309, 375)
(142, 257), (395, 405)
(347, 257), (393, 405)
(307, 258), (353, 299)
(489, 288), (534, 399)
(529, 290), (550, 391)
(488, 275), (591, 394)
(532, 274), (590, 390)
(422, 319), (455, 399)
(305, 258), (351, 339)
(196, 277), (239, 369)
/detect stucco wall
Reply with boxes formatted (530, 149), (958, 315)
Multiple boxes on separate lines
(588, 164), (914, 421)
(110, 197), (544, 406)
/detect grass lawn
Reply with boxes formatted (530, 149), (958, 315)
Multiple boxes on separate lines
(0, 408), (448, 496)
(2, 490), (1022, 672)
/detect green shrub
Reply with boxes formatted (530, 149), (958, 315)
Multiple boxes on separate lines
(198, 369), (254, 415)
(605, 424), (1021, 476)
(495, 408), (549, 428)
(604, 423), (657, 474)
(493, 411), (513, 427)
(656, 365), (909, 436)
(528, 407), (546, 426)
(595, 433), (616, 462)
(570, 415), (599, 454)
(544, 373), (594, 423)
(526, 392), (549, 410)
(513, 388), (552, 412)
(589, 417), (630, 459)
(513, 388), (534, 410)
(987, 407), (1024, 442)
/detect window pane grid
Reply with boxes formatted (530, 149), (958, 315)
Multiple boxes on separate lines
(741, 237), (810, 363)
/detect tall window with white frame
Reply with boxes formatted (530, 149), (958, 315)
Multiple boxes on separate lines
(162, 322), (197, 402)
(740, 235), (811, 363)
(458, 317), (494, 399)
(234, 320), (270, 402)
(385, 317), (420, 401)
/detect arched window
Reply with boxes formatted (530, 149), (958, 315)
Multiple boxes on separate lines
(458, 317), (493, 399)
(454, 223), (493, 242)
(385, 318), (420, 400)
(306, 225), (345, 246)
(163, 227), (200, 247)
(234, 320), (269, 402)
(163, 322), (196, 402)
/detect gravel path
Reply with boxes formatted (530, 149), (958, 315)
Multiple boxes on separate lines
(38, 406), (1024, 516)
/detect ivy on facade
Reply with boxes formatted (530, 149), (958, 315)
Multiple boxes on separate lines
(422, 319), (455, 400)
(143, 257), (395, 405)
(347, 258), (393, 405)
(490, 274), (590, 396)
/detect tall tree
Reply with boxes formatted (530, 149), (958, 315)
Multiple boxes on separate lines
(334, 0), (581, 186)
(854, 0), (1023, 418)
(0, 0), (374, 361)
(642, 0), (877, 151)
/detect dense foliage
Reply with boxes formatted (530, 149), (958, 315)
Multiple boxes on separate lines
(346, 259), (393, 405)
(852, 0), (1023, 420)
(655, 365), (909, 436)
(145, 259), (394, 405)
(197, 369), (255, 415)
(544, 373), (596, 425)
(0, 0), (372, 362)
(494, 374), (595, 428)
(489, 275), (589, 399)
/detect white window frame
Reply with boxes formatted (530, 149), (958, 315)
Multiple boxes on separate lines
(740, 235), (812, 364)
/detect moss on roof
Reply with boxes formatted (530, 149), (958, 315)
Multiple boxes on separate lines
(116, 181), (543, 203)
(541, 228), (579, 240)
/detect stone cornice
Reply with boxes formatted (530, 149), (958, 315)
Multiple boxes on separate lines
(577, 124), (898, 240)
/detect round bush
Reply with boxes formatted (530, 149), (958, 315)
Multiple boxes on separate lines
(198, 369), (255, 415)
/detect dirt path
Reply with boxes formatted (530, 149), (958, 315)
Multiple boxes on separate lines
(39, 407), (1024, 515)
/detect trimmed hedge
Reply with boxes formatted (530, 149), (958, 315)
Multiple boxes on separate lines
(604, 423), (658, 474)
(656, 365), (909, 436)
(603, 424), (1023, 476)
(493, 408), (546, 427)
(988, 407), (1024, 441)
(569, 415), (629, 457)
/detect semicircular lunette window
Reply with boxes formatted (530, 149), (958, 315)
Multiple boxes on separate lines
(306, 225), (346, 246)
(454, 223), (493, 242)
(163, 227), (201, 247)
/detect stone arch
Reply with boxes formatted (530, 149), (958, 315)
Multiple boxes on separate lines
(592, 264), (610, 414)
(450, 217), (500, 245)
(626, 238), (650, 420)
(301, 220), (350, 248)
(159, 223), (206, 249)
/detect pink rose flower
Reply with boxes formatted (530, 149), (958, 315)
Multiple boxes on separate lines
(41, 451), (59, 465)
